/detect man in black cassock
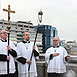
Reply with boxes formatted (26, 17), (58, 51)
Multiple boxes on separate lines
(45, 37), (70, 77)
(0, 29), (17, 77)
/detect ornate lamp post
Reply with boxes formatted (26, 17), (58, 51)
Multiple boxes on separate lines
(38, 10), (43, 23)
(28, 10), (43, 77)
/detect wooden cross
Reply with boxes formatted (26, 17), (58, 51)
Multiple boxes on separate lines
(3, 4), (15, 77)
(3, 4), (15, 33)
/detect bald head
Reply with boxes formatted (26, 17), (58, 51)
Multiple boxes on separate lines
(53, 37), (59, 46)
(53, 37), (59, 41)
(0, 29), (7, 40)
(0, 29), (7, 33)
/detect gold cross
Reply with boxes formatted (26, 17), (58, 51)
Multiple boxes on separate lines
(3, 4), (15, 33)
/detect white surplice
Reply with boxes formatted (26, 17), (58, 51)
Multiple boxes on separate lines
(0, 40), (16, 75)
(45, 46), (68, 73)
(16, 41), (39, 77)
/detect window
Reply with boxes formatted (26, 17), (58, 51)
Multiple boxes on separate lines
(0, 22), (2, 24)
(18, 25), (23, 27)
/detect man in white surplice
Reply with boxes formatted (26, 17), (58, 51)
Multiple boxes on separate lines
(16, 31), (39, 77)
(45, 37), (70, 77)
(0, 29), (17, 77)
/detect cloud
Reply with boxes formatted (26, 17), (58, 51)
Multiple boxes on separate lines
(0, 0), (77, 41)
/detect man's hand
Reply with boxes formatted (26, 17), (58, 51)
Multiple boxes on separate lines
(53, 53), (59, 57)
(7, 56), (10, 61)
(26, 60), (31, 64)
(7, 46), (12, 51)
(66, 55), (70, 59)
(33, 46), (36, 51)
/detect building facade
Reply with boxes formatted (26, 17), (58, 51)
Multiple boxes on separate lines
(0, 19), (42, 52)
(35, 25), (58, 52)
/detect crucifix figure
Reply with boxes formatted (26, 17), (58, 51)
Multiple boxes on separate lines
(3, 4), (15, 77)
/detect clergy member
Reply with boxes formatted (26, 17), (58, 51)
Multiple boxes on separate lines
(45, 37), (70, 77)
(16, 31), (39, 77)
(0, 29), (17, 77)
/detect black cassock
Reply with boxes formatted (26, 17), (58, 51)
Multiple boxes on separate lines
(48, 73), (64, 77)
(0, 40), (17, 77)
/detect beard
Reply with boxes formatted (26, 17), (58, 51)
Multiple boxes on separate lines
(26, 37), (30, 41)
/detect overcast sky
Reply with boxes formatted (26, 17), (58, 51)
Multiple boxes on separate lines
(0, 0), (77, 42)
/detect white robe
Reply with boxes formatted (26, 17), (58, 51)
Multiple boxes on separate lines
(16, 41), (39, 77)
(0, 40), (16, 75)
(45, 46), (68, 73)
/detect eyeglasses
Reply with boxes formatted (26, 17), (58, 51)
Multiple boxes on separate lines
(1, 32), (7, 34)
(53, 40), (58, 41)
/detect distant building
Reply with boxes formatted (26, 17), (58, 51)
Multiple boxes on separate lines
(67, 41), (77, 47)
(66, 41), (77, 51)
(0, 19), (42, 52)
(35, 25), (58, 52)
(60, 40), (77, 55)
